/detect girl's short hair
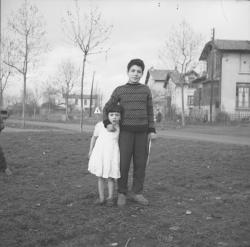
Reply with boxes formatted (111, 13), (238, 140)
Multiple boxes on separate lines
(106, 103), (123, 114)
(127, 58), (145, 72)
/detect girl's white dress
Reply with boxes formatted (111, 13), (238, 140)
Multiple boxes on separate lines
(88, 122), (120, 179)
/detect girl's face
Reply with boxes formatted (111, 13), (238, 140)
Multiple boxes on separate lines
(108, 112), (121, 125)
(127, 65), (143, 83)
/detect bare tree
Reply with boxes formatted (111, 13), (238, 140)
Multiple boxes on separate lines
(3, 0), (46, 127)
(159, 20), (203, 126)
(0, 35), (15, 107)
(25, 86), (42, 118)
(62, 0), (112, 131)
(4, 94), (19, 107)
(55, 60), (79, 120)
(42, 83), (59, 114)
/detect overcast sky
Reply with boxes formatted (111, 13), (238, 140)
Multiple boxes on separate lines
(2, 0), (250, 103)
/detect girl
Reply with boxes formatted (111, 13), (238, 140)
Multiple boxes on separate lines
(88, 104), (122, 206)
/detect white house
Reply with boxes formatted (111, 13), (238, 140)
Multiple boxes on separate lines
(145, 67), (197, 116)
(65, 94), (98, 110)
(193, 39), (250, 121)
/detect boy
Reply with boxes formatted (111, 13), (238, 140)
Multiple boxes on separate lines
(103, 58), (155, 206)
(0, 114), (12, 176)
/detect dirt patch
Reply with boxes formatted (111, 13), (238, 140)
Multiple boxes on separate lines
(0, 132), (249, 247)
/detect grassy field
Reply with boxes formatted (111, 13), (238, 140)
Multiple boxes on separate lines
(0, 131), (250, 247)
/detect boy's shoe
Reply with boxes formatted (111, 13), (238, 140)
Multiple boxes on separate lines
(130, 194), (149, 206)
(94, 198), (105, 206)
(106, 198), (114, 207)
(117, 193), (126, 207)
(5, 168), (12, 176)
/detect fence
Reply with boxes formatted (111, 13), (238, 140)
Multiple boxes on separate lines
(163, 108), (250, 125)
(226, 111), (250, 121)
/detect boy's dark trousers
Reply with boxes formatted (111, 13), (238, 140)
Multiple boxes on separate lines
(0, 145), (7, 172)
(118, 130), (148, 195)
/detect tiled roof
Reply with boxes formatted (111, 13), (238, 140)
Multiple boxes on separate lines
(200, 39), (250, 60)
(148, 69), (172, 81)
(145, 68), (189, 88)
(145, 68), (182, 84)
(214, 39), (250, 50)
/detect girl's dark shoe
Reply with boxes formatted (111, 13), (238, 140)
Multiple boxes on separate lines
(94, 198), (105, 205)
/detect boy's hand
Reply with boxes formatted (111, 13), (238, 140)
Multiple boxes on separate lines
(106, 124), (116, 132)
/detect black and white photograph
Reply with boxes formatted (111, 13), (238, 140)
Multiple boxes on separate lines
(1, 0), (250, 246)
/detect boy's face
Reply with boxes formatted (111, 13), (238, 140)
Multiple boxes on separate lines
(108, 112), (121, 125)
(127, 65), (143, 83)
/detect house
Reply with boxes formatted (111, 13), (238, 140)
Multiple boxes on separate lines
(192, 39), (250, 121)
(145, 68), (169, 112)
(145, 67), (198, 117)
(62, 93), (98, 110)
(40, 92), (99, 117)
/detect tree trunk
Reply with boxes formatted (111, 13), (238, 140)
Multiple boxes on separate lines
(33, 106), (36, 119)
(48, 100), (51, 114)
(0, 86), (3, 108)
(22, 73), (26, 128)
(181, 83), (185, 127)
(89, 71), (95, 118)
(22, 33), (28, 128)
(80, 54), (87, 132)
(65, 94), (69, 121)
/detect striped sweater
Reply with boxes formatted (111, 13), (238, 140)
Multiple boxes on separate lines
(103, 82), (155, 133)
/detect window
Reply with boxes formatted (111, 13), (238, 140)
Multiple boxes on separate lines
(84, 99), (88, 106)
(187, 95), (194, 106)
(236, 83), (250, 109)
(239, 54), (250, 73)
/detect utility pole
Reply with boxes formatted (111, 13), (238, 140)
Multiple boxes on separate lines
(210, 28), (215, 123)
(89, 71), (95, 117)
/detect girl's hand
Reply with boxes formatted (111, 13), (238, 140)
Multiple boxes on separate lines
(107, 124), (116, 132)
(148, 132), (155, 141)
